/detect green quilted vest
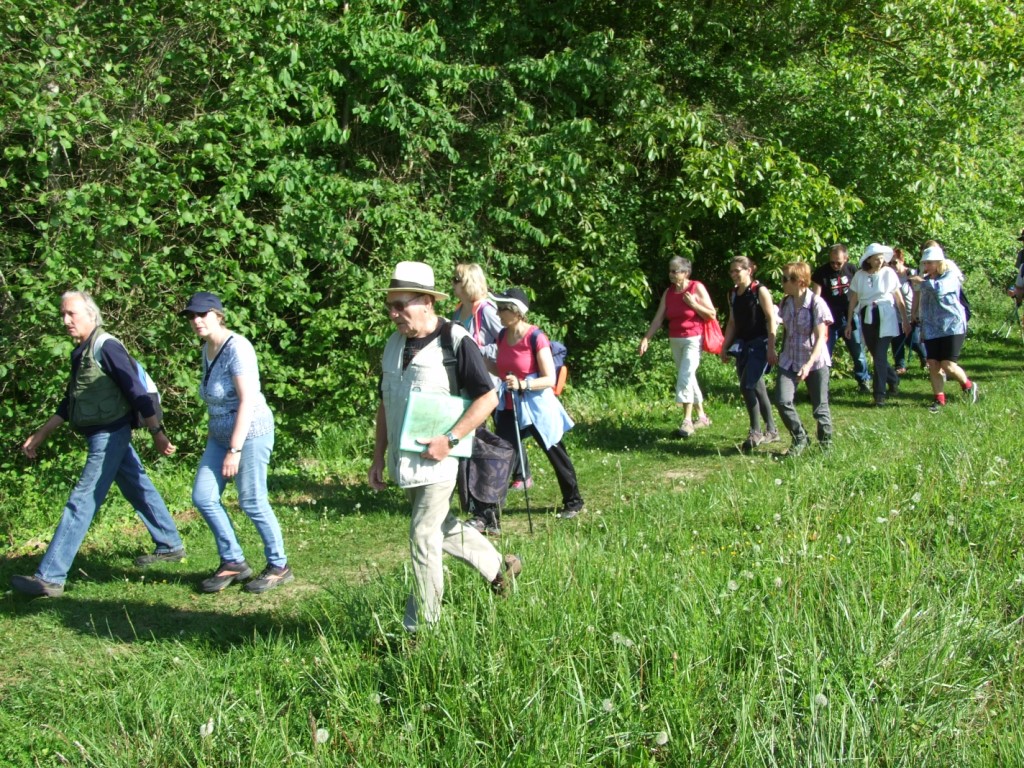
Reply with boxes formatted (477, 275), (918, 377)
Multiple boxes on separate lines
(68, 328), (131, 429)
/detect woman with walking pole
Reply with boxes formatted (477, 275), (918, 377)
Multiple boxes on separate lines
(488, 288), (585, 520)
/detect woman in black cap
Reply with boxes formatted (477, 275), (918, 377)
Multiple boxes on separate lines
(180, 292), (293, 593)
(489, 288), (585, 519)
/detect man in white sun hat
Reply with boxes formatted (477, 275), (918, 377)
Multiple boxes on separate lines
(368, 261), (521, 632)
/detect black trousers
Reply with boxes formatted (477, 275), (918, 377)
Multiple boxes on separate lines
(495, 409), (584, 511)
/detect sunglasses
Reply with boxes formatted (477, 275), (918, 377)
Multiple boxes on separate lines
(452, 276), (463, 284)
(782, 274), (799, 283)
(385, 297), (424, 313)
(184, 310), (210, 319)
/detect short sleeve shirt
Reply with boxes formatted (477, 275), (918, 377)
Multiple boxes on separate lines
(778, 292), (833, 372)
(812, 263), (856, 318)
(201, 334), (274, 445)
(495, 326), (551, 408)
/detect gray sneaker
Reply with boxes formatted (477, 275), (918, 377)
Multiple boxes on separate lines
(966, 382), (979, 403)
(200, 560), (253, 593)
(11, 574), (64, 598)
(556, 505), (584, 520)
(134, 548), (186, 567)
(784, 438), (810, 458)
(242, 564), (294, 594)
(761, 430), (781, 444)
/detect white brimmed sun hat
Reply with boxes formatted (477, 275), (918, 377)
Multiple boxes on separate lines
(859, 242), (894, 268)
(920, 245), (945, 263)
(381, 261), (448, 299)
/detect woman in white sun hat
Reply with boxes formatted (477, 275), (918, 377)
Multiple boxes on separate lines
(845, 243), (910, 406)
(913, 244), (978, 412)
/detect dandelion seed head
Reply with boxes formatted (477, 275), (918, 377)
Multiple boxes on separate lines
(773, 577), (783, 589)
(200, 718), (214, 738)
(774, 478), (783, 486)
(814, 693), (829, 708)
(876, 517), (888, 524)
(947, 514), (956, 526)
(911, 492), (922, 503)
(727, 580), (739, 591)
(315, 728), (329, 744)
(773, 513), (782, 523)
(370, 693), (381, 704)
(655, 731), (669, 746)
(602, 699), (614, 713)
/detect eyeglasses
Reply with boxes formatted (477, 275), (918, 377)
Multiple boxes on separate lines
(782, 274), (799, 283)
(668, 269), (686, 275)
(385, 297), (424, 313)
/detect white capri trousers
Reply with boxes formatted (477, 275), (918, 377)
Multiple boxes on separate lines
(670, 334), (704, 405)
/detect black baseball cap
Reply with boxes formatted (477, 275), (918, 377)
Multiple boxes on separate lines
(180, 291), (224, 315)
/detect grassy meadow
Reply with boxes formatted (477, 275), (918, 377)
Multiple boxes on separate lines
(3, 287), (1024, 766)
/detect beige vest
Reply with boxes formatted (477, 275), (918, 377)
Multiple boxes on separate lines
(381, 323), (470, 488)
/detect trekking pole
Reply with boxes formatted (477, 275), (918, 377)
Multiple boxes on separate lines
(506, 376), (533, 534)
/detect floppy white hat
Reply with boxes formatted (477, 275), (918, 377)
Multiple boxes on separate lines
(381, 261), (448, 299)
(859, 242), (894, 268)
(920, 245), (945, 262)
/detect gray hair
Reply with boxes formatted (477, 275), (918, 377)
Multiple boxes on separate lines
(668, 256), (692, 275)
(61, 290), (103, 326)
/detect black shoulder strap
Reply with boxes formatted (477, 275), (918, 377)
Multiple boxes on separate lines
(439, 321), (459, 394)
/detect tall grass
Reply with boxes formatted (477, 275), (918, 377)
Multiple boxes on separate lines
(2, 287), (1024, 766)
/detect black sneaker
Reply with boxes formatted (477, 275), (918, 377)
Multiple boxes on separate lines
(491, 553), (522, 595)
(242, 564), (294, 594)
(857, 381), (871, 395)
(556, 505), (584, 520)
(11, 574), (64, 597)
(134, 548), (186, 567)
(928, 400), (943, 413)
(200, 560), (253, 593)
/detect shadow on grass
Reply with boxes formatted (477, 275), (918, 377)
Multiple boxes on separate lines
(1, 552), (406, 653)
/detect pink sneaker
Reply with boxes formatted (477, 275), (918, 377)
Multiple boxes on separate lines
(510, 478), (534, 491)
(694, 414), (712, 429)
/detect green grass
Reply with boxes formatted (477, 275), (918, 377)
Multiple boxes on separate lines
(3, 290), (1024, 766)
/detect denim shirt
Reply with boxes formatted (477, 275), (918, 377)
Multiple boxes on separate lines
(918, 271), (966, 340)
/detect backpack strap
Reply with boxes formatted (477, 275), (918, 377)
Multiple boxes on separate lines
(439, 321), (460, 394)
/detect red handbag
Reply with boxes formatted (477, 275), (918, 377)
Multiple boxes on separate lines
(702, 316), (724, 355)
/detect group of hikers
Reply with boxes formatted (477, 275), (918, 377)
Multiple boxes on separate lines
(9, 238), (983, 632)
(641, 240), (978, 457)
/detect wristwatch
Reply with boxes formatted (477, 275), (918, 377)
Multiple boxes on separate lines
(444, 431), (460, 449)
(229, 447), (242, 454)
(148, 423), (165, 435)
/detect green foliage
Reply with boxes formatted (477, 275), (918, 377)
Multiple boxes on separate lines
(1, 0), (1022, 461)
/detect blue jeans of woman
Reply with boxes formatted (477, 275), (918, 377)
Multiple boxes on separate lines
(38, 425), (183, 585)
(192, 430), (286, 568)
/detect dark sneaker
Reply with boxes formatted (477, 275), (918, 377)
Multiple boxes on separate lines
(887, 381), (899, 395)
(761, 430), (781, 444)
(677, 420), (695, 438)
(134, 548), (186, 567)
(928, 400), (943, 413)
(484, 524), (502, 537)
(556, 505), (584, 520)
(874, 397), (886, 407)
(491, 553), (522, 595)
(741, 430), (764, 454)
(464, 517), (486, 534)
(784, 438), (810, 458)
(200, 560), (253, 593)
(11, 574), (64, 597)
(857, 381), (871, 395)
(242, 564), (294, 594)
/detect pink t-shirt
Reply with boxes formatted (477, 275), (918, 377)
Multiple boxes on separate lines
(666, 282), (704, 338)
(496, 326), (551, 408)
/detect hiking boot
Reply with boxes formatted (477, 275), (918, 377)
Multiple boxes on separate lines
(761, 430), (781, 444)
(243, 564), (294, 594)
(199, 560), (253, 593)
(874, 397), (886, 407)
(484, 524), (502, 537)
(694, 414), (712, 429)
(491, 553), (522, 595)
(510, 478), (533, 491)
(134, 548), (186, 567)
(464, 517), (486, 534)
(557, 505), (584, 520)
(741, 430), (764, 454)
(887, 381), (899, 395)
(965, 382), (979, 403)
(677, 419), (695, 438)
(784, 438), (810, 458)
(11, 574), (64, 598)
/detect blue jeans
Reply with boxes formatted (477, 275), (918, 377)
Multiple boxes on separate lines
(192, 431), (286, 568)
(827, 313), (869, 383)
(38, 425), (183, 584)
